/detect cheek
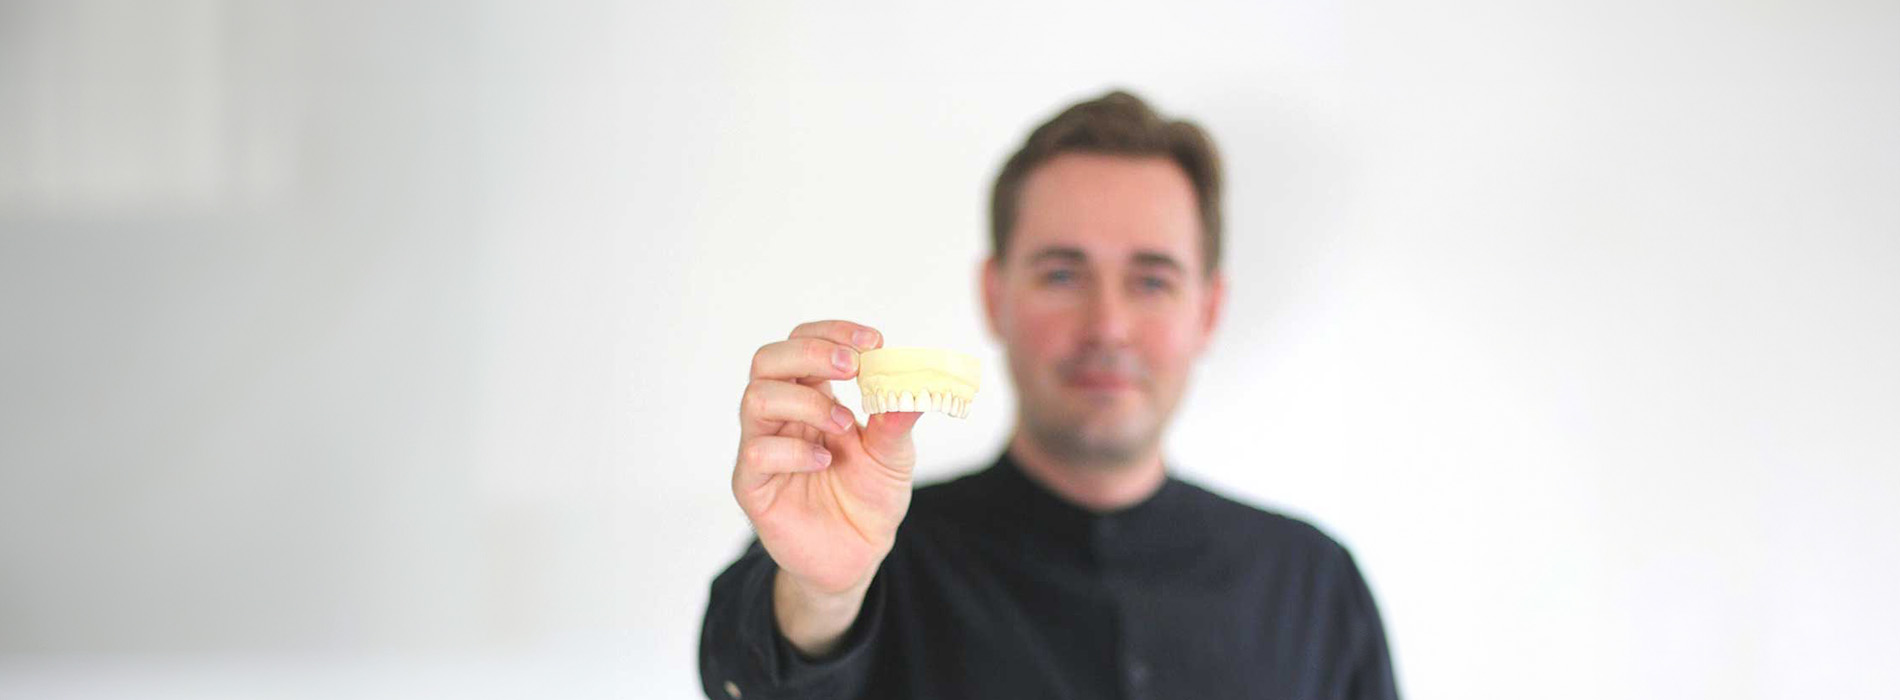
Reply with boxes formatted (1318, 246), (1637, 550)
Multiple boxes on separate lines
(1135, 312), (1199, 370)
(1007, 300), (1079, 358)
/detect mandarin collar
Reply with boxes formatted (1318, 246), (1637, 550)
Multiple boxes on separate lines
(976, 449), (1196, 568)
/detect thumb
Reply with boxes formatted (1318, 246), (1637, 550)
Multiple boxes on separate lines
(859, 411), (923, 470)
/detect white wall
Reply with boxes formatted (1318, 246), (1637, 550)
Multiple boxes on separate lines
(2, 0), (1896, 697)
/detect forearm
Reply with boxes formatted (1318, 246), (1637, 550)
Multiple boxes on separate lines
(772, 568), (872, 659)
(701, 539), (883, 699)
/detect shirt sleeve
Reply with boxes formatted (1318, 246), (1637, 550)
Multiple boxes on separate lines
(698, 537), (886, 700)
(1334, 544), (1400, 700)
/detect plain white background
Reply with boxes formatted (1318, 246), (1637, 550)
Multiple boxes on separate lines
(2, 0), (1896, 698)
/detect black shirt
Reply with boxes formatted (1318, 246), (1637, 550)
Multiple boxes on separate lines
(699, 450), (1399, 700)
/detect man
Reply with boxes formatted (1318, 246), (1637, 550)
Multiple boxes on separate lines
(700, 90), (1398, 699)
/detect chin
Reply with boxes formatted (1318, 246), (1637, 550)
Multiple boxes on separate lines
(1067, 416), (1159, 457)
(1070, 438), (1151, 467)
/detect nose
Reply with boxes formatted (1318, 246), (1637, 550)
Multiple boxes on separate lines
(1083, 282), (1134, 347)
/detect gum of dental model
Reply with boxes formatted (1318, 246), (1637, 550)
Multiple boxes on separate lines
(855, 347), (981, 419)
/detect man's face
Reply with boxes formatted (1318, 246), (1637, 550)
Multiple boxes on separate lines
(983, 152), (1226, 467)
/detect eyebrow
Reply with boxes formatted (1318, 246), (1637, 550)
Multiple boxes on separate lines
(1026, 246), (1187, 274)
(1132, 251), (1187, 275)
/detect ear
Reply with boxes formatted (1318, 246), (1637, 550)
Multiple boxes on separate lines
(981, 256), (1004, 340)
(1195, 269), (1226, 355)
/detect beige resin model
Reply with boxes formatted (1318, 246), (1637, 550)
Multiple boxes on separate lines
(857, 347), (980, 418)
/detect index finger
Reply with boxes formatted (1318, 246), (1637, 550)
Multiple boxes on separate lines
(789, 320), (883, 352)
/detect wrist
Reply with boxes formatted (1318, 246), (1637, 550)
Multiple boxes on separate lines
(777, 567), (871, 614)
(773, 568), (872, 658)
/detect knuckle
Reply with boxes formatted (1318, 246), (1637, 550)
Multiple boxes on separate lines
(807, 338), (833, 364)
(739, 439), (769, 466)
(740, 383), (770, 418)
(795, 319), (843, 338)
(731, 467), (753, 502)
(748, 344), (771, 377)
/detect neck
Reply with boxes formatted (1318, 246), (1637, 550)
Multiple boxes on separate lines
(1006, 428), (1167, 514)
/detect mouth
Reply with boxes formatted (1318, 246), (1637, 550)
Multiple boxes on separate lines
(1066, 372), (1137, 392)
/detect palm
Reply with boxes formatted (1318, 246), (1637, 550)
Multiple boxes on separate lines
(738, 382), (915, 594)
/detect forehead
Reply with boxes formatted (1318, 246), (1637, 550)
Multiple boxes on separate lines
(1011, 152), (1202, 267)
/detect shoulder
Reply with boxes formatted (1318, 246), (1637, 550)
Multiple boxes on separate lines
(883, 466), (1004, 559)
(1171, 475), (1357, 566)
(906, 466), (991, 519)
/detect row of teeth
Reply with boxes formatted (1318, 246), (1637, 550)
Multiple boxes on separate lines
(863, 391), (973, 418)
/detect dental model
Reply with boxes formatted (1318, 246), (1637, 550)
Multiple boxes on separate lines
(856, 347), (981, 419)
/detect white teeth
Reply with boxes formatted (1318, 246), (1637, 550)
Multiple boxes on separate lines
(864, 390), (978, 416)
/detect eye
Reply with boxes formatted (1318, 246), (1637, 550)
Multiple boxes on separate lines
(1041, 269), (1076, 285)
(1137, 275), (1173, 293)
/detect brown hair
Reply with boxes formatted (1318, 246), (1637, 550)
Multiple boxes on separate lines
(989, 89), (1224, 273)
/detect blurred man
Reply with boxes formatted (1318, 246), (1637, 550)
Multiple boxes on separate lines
(700, 90), (1398, 699)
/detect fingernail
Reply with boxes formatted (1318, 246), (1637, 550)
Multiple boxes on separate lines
(852, 330), (878, 350)
(832, 348), (855, 372)
(812, 445), (832, 467)
(831, 406), (854, 431)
